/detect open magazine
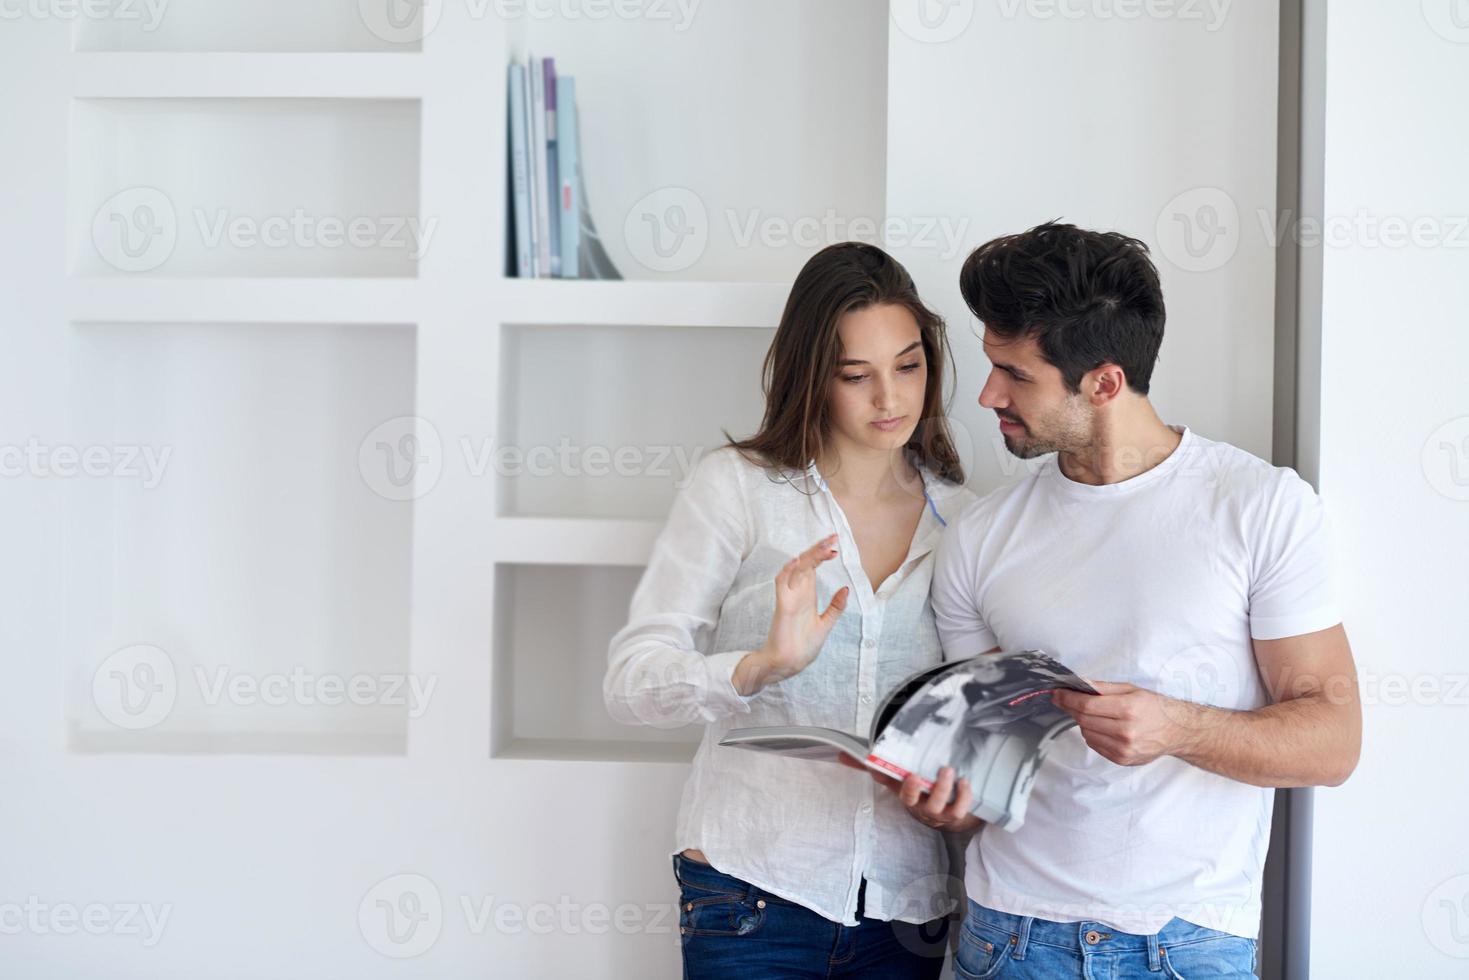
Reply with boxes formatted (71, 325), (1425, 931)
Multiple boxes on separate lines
(718, 650), (1097, 831)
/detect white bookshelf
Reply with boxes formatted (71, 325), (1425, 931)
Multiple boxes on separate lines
(508, 0), (888, 282)
(496, 320), (772, 521)
(491, 517), (663, 566)
(65, 320), (416, 754)
(63, 0), (889, 766)
(71, 54), (427, 99)
(70, 97), (422, 278)
(72, 0), (430, 53)
(64, 278), (423, 323)
(495, 278), (789, 328)
(491, 563), (701, 762)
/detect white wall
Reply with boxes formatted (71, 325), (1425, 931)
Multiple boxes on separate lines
(1308, 3), (1469, 975)
(885, 3), (1281, 500)
(7, 1), (1420, 976)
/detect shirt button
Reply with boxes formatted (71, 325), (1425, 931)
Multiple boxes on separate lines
(860, 802), (872, 813)
(862, 638), (874, 649)
(860, 694), (872, 705)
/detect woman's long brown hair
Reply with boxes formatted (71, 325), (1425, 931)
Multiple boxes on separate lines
(726, 241), (966, 485)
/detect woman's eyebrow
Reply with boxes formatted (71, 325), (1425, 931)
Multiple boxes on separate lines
(837, 341), (922, 367)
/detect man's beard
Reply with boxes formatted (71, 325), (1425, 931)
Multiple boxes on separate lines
(1001, 428), (1054, 460)
(1000, 401), (1088, 460)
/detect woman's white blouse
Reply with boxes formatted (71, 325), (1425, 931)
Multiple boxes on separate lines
(604, 445), (978, 926)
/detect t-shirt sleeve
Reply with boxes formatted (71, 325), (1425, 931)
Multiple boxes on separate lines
(1248, 470), (1342, 640)
(931, 498), (1000, 660)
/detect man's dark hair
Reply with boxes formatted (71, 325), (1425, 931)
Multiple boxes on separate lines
(959, 221), (1166, 395)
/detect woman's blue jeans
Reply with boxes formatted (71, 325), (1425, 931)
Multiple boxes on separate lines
(673, 854), (950, 979)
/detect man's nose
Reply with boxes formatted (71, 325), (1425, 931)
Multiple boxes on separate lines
(978, 377), (1005, 410)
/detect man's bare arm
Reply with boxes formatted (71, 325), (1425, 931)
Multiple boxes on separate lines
(1053, 625), (1362, 788)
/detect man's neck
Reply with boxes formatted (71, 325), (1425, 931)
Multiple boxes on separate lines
(1057, 403), (1183, 487)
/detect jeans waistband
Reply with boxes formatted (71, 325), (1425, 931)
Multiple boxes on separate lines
(967, 899), (1249, 967)
(672, 855), (867, 918)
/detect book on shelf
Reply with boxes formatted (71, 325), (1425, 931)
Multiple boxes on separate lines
(719, 650), (1099, 832)
(544, 57), (561, 277)
(506, 55), (619, 279)
(528, 55), (552, 278)
(555, 74), (580, 279)
(507, 64), (533, 278)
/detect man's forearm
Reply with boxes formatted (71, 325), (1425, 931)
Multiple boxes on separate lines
(1171, 693), (1361, 788)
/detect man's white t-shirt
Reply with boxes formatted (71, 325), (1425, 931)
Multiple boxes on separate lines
(931, 424), (1340, 938)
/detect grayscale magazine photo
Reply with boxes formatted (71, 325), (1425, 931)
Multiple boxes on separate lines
(719, 651), (1099, 831)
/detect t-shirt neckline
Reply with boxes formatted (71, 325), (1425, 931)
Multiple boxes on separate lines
(1043, 424), (1193, 498)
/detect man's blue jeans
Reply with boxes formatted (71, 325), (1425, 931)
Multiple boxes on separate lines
(673, 854), (949, 979)
(954, 899), (1258, 978)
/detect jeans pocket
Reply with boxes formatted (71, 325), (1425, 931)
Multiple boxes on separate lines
(1159, 935), (1257, 979)
(953, 917), (1010, 979)
(678, 889), (768, 940)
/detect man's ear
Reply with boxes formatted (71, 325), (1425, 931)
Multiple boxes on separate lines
(1086, 363), (1128, 404)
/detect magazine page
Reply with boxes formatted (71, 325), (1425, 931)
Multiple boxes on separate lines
(867, 660), (962, 745)
(867, 651), (1097, 830)
(718, 726), (872, 766)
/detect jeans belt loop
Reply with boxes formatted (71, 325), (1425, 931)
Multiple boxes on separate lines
(1012, 914), (1033, 960)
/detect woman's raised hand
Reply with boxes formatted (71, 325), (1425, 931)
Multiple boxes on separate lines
(732, 534), (850, 696)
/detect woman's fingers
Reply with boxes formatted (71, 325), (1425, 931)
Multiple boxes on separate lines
(792, 535), (839, 575)
(820, 586), (849, 626)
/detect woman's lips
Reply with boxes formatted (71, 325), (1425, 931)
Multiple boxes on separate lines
(871, 416), (907, 432)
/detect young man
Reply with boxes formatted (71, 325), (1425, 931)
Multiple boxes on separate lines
(885, 222), (1360, 977)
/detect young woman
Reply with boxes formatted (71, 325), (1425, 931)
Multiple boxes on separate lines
(604, 242), (976, 978)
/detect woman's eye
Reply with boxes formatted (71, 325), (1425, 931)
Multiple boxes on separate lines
(841, 374), (866, 384)
(900, 363), (922, 373)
